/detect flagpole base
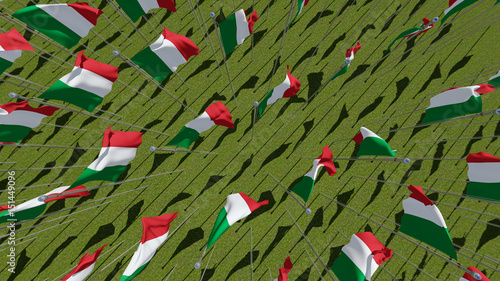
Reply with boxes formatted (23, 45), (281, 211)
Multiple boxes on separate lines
(305, 208), (312, 215)
(210, 12), (215, 18)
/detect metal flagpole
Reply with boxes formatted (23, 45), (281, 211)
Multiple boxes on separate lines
(1, 220), (74, 248)
(114, 80), (156, 103)
(0, 182), (62, 193)
(0, 143), (100, 150)
(304, 61), (348, 106)
(304, 249), (326, 281)
(416, 134), (500, 144)
(269, 173), (312, 214)
(0, 162), (16, 165)
(302, 156), (411, 163)
(2, 73), (47, 89)
(251, 0), (255, 61)
(252, 101), (258, 140)
(199, 246), (215, 281)
(9, 92), (171, 136)
(186, 0), (208, 47)
(142, 15), (160, 36)
(150, 146), (218, 155)
(210, 12), (237, 106)
(461, 215), (500, 229)
(250, 227), (253, 281)
(87, 242), (139, 281)
(194, 0), (222, 75)
(86, 0), (132, 44)
(112, 51), (196, 115)
(163, 264), (178, 281)
(268, 268), (273, 281)
(0, 165), (87, 173)
(173, 71), (190, 89)
(105, 0), (149, 44)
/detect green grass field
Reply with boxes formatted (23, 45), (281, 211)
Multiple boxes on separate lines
(1, 0), (500, 280)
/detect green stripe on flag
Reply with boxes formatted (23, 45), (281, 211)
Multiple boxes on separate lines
(466, 182), (500, 202)
(385, 27), (421, 52)
(0, 204), (47, 224)
(330, 64), (348, 81)
(257, 90), (273, 119)
(441, 0), (480, 25)
(206, 207), (230, 249)
(13, 5), (82, 48)
(291, 176), (315, 203)
(120, 262), (150, 281)
(219, 13), (238, 56)
(357, 137), (396, 157)
(489, 77), (500, 88)
(421, 95), (482, 124)
(166, 126), (200, 149)
(0, 124), (32, 143)
(331, 252), (369, 281)
(115, 0), (145, 22)
(40, 80), (104, 112)
(0, 57), (14, 74)
(71, 165), (128, 188)
(131, 46), (173, 83)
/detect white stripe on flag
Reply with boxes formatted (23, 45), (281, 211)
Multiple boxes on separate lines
(122, 232), (169, 277)
(150, 34), (187, 73)
(59, 67), (114, 98)
(304, 159), (323, 179)
(267, 75), (291, 105)
(0, 46), (22, 63)
(342, 234), (379, 280)
(445, 0), (464, 14)
(467, 162), (500, 183)
(66, 263), (95, 281)
(235, 10), (250, 45)
(225, 194), (252, 226)
(88, 147), (138, 171)
(12, 186), (69, 213)
(428, 86), (478, 109)
(402, 197), (447, 228)
(0, 109), (51, 128)
(489, 70), (500, 81)
(37, 4), (94, 38)
(137, 0), (160, 14)
(185, 112), (215, 133)
(360, 127), (382, 140)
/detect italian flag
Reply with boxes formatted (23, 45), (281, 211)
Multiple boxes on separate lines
(0, 29), (34, 74)
(352, 127), (396, 157)
(488, 69), (500, 88)
(421, 84), (495, 124)
(205, 192), (268, 250)
(132, 27), (199, 82)
(331, 232), (393, 281)
(291, 145), (336, 203)
(331, 42), (361, 82)
(39, 51), (118, 112)
(0, 185), (89, 224)
(120, 213), (177, 281)
(115, 0), (176, 22)
(62, 244), (106, 281)
(385, 18), (433, 52)
(460, 266), (490, 281)
(400, 185), (457, 260)
(0, 101), (58, 143)
(290, 0), (310, 25)
(257, 65), (301, 118)
(466, 152), (500, 201)
(219, 9), (258, 56)
(71, 127), (143, 188)
(442, 0), (480, 25)
(277, 256), (293, 281)
(167, 101), (234, 149)
(13, 3), (103, 48)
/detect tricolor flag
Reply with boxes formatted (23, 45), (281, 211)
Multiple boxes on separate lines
(205, 192), (268, 250)
(13, 3), (103, 48)
(0, 185), (89, 224)
(400, 185), (457, 259)
(331, 42), (361, 82)
(331, 232), (393, 281)
(421, 84), (495, 124)
(352, 127), (396, 157)
(115, 0), (176, 22)
(39, 51), (118, 112)
(0, 101), (58, 143)
(61, 245), (106, 281)
(71, 127), (143, 188)
(460, 266), (490, 281)
(290, 0), (310, 25)
(166, 101), (233, 149)
(257, 65), (300, 118)
(488, 69), (500, 88)
(0, 29), (34, 74)
(276, 256), (293, 281)
(291, 145), (336, 203)
(120, 213), (177, 281)
(385, 18), (434, 52)
(466, 152), (500, 201)
(219, 9), (258, 56)
(442, 0), (480, 25)
(132, 27), (198, 83)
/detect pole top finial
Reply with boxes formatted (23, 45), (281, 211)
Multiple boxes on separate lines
(404, 158), (411, 164)
(8, 93), (18, 98)
(210, 12), (215, 18)
(38, 195), (47, 202)
(496, 109), (500, 115)
(112, 50), (120, 56)
(345, 58), (351, 64)
(195, 262), (201, 269)
(253, 101), (259, 106)
(305, 208), (312, 215)
(432, 17), (439, 23)
(150, 146), (156, 152)
(473, 272), (482, 280)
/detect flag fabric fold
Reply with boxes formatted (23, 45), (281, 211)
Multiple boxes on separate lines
(39, 51), (118, 112)
(466, 152), (500, 201)
(120, 213), (178, 281)
(290, 0), (310, 25)
(71, 127), (143, 188)
(0, 101), (58, 143)
(441, 0), (480, 25)
(0, 29), (34, 74)
(352, 127), (396, 157)
(257, 65), (300, 118)
(460, 266), (490, 281)
(62, 244), (106, 281)
(400, 185), (457, 260)
(13, 3), (103, 48)
(219, 9), (258, 56)
(488, 69), (500, 88)
(331, 42), (361, 82)
(167, 101), (233, 149)
(291, 145), (336, 202)
(115, 0), (176, 22)
(205, 192), (268, 250)
(278, 256), (293, 281)
(386, 18), (433, 52)
(132, 27), (199, 82)
(331, 232), (392, 281)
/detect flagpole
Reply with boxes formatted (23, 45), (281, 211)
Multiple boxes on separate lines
(302, 156), (411, 163)
(0, 78), (44, 93)
(286, 210), (336, 281)
(86, 0), (132, 44)
(186, 0), (208, 47)
(29, 96), (123, 119)
(2, 220), (74, 249)
(105, 0), (149, 44)
(142, 15), (160, 36)
(87, 242), (139, 281)
(150, 146), (218, 155)
(304, 248), (326, 281)
(435, 200), (500, 220)
(391, 251), (439, 281)
(252, 101), (258, 140)
(0, 165), (87, 173)
(268, 268), (273, 281)
(112, 51), (196, 116)
(0, 182), (62, 193)
(9, 92), (171, 136)
(0, 143), (100, 150)
(194, 1), (222, 76)
(304, 60), (348, 106)
(163, 264), (178, 281)
(195, 247), (207, 269)
(416, 134), (500, 144)
(210, 12), (237, 106)
(269, 173), (312, 214)
(199, 246), (215, 281)
(0, 162), (16, 165)
(251, 0), (255, 62)
(2, 73), (47, 89)
(250, 227), (253, 281)
(461, 215), (500, 229)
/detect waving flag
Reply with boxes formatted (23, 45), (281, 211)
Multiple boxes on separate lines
(40, 51), (118, 112)
(385, 18), (434, 52)
(466, 152), (500, 201)
(257, 65), (300, 118)
(400, 185), (457, 259)
(421, 84), (495, 124)
(0, 29), (34, 74)
(277, 256), (293, 281)
(331, 232), (392, 281)
(132, 27), (198, 82)
(219, 9), (258, 56)
(62, 245), (106, 281)
(331, 42), (361, 82)
(115, 0), (176, 22)
(0, 185), (89, 224)
(71, 127), (143, 188)
(167, 101), (233, 149)
(0, 101), (58, 143)
(205, 193), (268, 250)
(352, 127), (396, 157)
(13, 3), (102, 48)
(120, 213), (177, 281)
(460, 266), (490, 281)
(441, 0), (480, 25)
(488, 69), (500, 88)
(290, 0), (310, 25)
(291, 145), (336, 202)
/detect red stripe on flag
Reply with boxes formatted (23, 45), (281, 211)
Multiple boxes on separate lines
(461, 266), (490, 281)
(140, 213), (178, 244)
(0, 205), (13, 212)
(449, 0), (458, 7)
(278, 256), (293, 281)
(205, 101), (234, 128)
(161, 28), (199, 61)
(67, 2), (103, 26)
(247, 11), (259, 34)
(101, 127), (143, 148)
(408, 184), (434, 206)
(238, 192), (269, 212)
(345, 41), (361, 58)
(0, 101), (58, 116)
(45, 186), (90, 203)
(283, 65), (301, 98)
(61, 244), (107, 281)
(75, 51), (119, 82)
(466, 152), (500, 163)
(352, 132), (363, 144)
(0, 29), (34, 51)
(157, 0), (176, 12)
(354, 232), (393, 265)
(475, 84), (495, 94)
(318, 145), (336, 176)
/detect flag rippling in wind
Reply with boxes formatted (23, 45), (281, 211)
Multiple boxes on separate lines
(290, 0), (309, 25)
(441, 0), (480, 25)
(331, 42), (361, 81)
(0, 29), (34, 74)
(460, 266), (490, 281)
(62, 245), (106, 281)
(219, 9), (258, 56)
(115, 0), (176, 22)
(466, 152), (500, 202)
(276, 256), (293, 281)
(385, 18), (434, 52)
(257, 65), (300, 118)
(352, 127), (396, 157)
